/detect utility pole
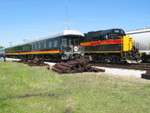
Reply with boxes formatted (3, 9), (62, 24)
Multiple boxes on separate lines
(9, 42), (12, 46)
(65, 0), (70, 30)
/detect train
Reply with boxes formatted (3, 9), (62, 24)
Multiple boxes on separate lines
(0, 48), (5, 59)
(1, 28), (142, 63)
(126, 28), (150, 62)
(80, 29), (141, 63)
(4, 29), (85, 61)
(0, 48), (5, 55)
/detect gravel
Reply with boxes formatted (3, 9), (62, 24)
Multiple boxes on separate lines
(94, 66), (146, 78)
(6, 58), (146, 78)
(45, 61), (146, 78)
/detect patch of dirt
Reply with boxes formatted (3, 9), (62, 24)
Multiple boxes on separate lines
(0, 93), (59, 101)
(64, 106), (72, 113)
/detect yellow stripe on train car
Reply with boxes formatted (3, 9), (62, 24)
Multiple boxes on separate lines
(5, 53), (19, 55)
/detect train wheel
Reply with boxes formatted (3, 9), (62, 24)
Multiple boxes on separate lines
(102, 56), (111, 63)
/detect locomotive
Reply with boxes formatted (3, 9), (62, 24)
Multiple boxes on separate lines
(80, 29), (142, 63)
(4, 29), (84, 61)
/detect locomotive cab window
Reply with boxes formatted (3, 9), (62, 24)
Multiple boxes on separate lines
(113, 30), (120, 33)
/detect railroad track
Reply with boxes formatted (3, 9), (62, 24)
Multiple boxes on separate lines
(8, 57), (150, 71)
(90, 63), (150, 71)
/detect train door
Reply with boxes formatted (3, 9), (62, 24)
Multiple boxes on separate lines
(61, 37), (73, 60)
(72, 37), (84, 57)
(73, 38), (80, 52)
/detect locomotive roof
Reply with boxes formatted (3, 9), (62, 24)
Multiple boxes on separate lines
(6, 29), (84, 48)
(99, 29), (125, 35)
(86, 28), (126, 37)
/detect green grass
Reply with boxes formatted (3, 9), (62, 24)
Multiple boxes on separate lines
(0, 61), (150, 113)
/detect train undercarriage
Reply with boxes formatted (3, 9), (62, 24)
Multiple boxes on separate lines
(84, 52), (141, 64)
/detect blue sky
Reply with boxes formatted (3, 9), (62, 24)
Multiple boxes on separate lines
(0, 0), (150, 47)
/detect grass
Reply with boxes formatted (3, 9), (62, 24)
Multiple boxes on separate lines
(0, 61), (150, 113)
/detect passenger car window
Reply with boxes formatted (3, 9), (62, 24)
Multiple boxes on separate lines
(54, 40), (58, 47)
(35, 44), (38, 49)
(32, 44), (35, 50)
(44, 42), (46, 48)
(61, 38), (67, 46)
(38, 43), (41, 49)
(49, 41), (52, 48)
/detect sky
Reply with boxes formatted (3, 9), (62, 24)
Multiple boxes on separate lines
(0, 0), (150, 47)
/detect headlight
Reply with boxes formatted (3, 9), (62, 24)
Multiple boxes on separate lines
(74, 46), (78, 51)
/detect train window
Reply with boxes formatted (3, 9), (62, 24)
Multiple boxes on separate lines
(73, 39), (79, 46)
(62, 38), (67, 46)
(32, 45), (34, 50)
(35, 44), (38, 49)
(104, 35), (108, 40)
(120, 30), (125, 35)
(48, 41), (52, 48)
(36, 44), (38, 49)
(114, 30), (120, 33)
(26, 45), (28, 50)
(69, 38), (72, 45)
(38, 43), (41, 49)
(23, 47), (25, 51)
(33, 45), (35, 49)
(54, 40), (58, 47)
(44, 42), (46, 48)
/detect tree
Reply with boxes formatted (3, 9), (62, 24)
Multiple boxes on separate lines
(0, 46), (4, 49)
